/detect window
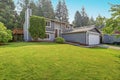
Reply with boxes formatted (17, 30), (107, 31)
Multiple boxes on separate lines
(45, 34), (49, 39)
(46, 21), (51, 28)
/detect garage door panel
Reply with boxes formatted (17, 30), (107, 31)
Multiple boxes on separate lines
(89, 34), (100, 45)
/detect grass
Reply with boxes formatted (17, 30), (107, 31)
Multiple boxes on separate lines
(0, 42), (120, 80)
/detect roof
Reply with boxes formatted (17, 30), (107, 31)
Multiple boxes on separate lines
(63, 25), (101, 34)
(45, 18), (72, 25)
(13, 28), (23, 35)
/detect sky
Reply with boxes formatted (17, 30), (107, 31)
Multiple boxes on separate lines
(14, 0), (120, 23)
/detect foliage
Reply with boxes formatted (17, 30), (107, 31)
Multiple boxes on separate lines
(89, 16), (95, 25)
(29, 16), (46, 40)
(95, 15), (106, 29)
(74, 11), (82, 27)
(73, 7), (89, 27)
(0, 42), (120, 80)
(0, 0), (16, 30)
(40, 0), (55, 19)
(0, 22), (12, 43)
(55, 0), (68, 22)
(81, 7), (89, 26)
(55, 37), (65, 44)
(103, 4), (120, 34)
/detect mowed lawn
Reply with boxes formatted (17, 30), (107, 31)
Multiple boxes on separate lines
(0, 42), (120, 80)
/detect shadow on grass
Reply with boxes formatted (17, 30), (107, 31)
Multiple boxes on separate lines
(0, 42), (59, 48)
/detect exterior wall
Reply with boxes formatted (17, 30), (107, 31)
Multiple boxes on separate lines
(103, 35), (120, 44)
(62, 32), (86, 44)
(38, 32), (55, 41)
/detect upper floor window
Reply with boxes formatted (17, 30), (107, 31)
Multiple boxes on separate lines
(46, 21), (51, 28)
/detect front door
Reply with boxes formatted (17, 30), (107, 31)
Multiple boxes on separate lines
(55, 29), (58, 38)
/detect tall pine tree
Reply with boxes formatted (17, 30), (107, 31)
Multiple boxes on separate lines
(0, 0), (16, 29)
(40, 0), (55, 19)
(74, 11), (82, 27)
(55, 0), (69, 22)
(81, 7), (89, 26)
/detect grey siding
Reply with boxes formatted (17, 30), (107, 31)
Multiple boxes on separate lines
(46, 21), (54, 31)
(62, 32), (86, 44)
(103, 35), (120, 44)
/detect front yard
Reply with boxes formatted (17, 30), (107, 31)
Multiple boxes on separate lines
(0, 42), (120, 80)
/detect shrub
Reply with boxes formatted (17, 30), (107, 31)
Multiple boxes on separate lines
(55, 37), (65, 44)
(0, 22), (12, 43)
(29, 16), (46, 40)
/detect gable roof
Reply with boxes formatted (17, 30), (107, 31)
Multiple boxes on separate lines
(63, 25), (101, 34)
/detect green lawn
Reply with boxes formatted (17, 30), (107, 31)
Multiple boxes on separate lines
(0, 42), (120, 80)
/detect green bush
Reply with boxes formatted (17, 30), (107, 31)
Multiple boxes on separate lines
(29, 16), (46, 40)
(55, 37), (65, 44)
(0, 22), (12, 43)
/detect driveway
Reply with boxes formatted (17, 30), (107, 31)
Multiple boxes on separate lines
(98, 44), (120, 50)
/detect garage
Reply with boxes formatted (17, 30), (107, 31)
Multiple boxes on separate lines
(88, 32), (100, 45)
(62, 26), (101, 45)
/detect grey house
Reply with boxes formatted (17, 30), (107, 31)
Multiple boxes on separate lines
(23, 7), (101, 45)
(62, 26), (101, 45)
(24, 7), (73, 41)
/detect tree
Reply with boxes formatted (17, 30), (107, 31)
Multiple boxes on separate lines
(61, 0), (69, 22)
(74, 11), (82, 27)
(81, 7), (89, 26)
(55, 0), (69, 22)
(40, 0), (55, 19)
(0, 22), (12, 43)
(103, 4), (120, 34)
(55, 0), (62, 21)
(29, 16), (46, 40)
(0, 0), (16, 29)
(89, 16), (95, 25)
(95, 15), (106, 29)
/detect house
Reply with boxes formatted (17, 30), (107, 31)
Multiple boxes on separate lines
(23, 7), (100, 45)
(103, 31), (120, 44)
(23, 7), (73, 41)
(62, 26), (101, 45)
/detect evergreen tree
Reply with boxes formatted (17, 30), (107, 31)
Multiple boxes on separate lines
(40, 0), (55, 19)
(0, 0), (16, 29)
(55, 0), (62, 21)
(62, 0), (69, 22)
(81, 7), (89, 26)
(95, 15), (106, 29)
(55, 0), (69, 22)
(74, 11), (82, 27)
(89, 16), (95, 25)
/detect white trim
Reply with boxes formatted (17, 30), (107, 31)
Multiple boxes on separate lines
(46, 21), (51, 28)
(87, 31), (100, 35)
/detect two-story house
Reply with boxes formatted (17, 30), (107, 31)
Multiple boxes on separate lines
(23, 7), (73, 41)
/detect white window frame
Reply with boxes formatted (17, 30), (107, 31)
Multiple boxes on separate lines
(46, 21), (51, 28)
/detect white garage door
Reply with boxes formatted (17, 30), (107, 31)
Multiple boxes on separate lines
(89, 33), (100, 45)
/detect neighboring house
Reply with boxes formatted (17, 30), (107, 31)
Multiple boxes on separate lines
(62, 26), (101, 45)
(103, 31), (120, 44)
(13, 28), (23, 41)
(23, 7), (101, 45)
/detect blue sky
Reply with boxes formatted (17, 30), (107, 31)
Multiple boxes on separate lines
(14, 0), (120, 23)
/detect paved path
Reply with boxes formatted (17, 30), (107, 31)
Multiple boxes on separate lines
(66, 42), (120, 50)
(98, 44), (120, 50)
